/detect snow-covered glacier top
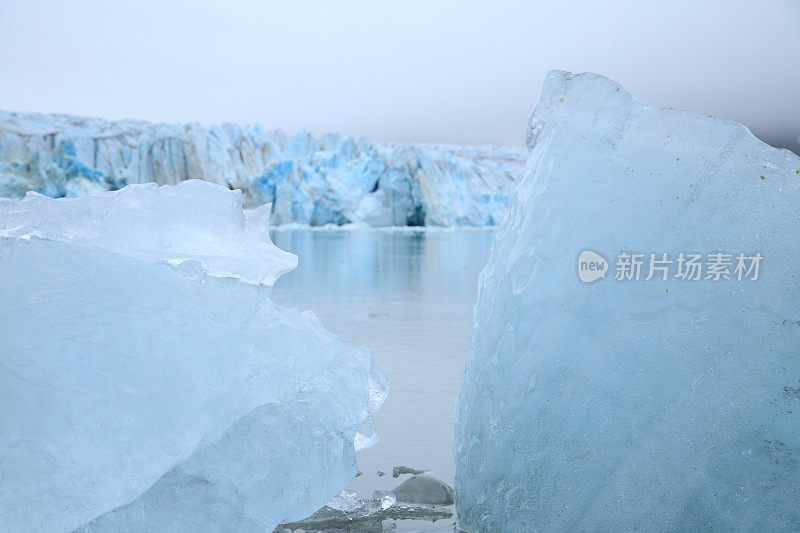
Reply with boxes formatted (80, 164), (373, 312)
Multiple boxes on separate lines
(0, 110), (525, 226)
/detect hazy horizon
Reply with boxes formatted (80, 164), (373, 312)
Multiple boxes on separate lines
(1, 0), (798, 153)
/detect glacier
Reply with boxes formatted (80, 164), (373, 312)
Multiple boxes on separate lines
(0, 180), (387, 532)
(0, 110), (524, 227)
(455, 71), (800, 531)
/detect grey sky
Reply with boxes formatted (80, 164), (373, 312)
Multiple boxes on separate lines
(1, 0), (798, 151)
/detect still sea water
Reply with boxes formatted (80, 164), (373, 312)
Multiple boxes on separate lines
(270, 228), (496, 528)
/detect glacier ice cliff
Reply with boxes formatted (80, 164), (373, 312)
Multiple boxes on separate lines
(0, 180), (388, 532)
(0, 110), (524, 226)
(454, 71), (800, 531)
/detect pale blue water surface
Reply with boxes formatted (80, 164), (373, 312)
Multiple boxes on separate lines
(270, 228), (495, 529)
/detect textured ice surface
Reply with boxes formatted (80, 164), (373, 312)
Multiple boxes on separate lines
(0, 110), (524, 226)
(455, 71), (800, 531)
(0, 180), (387, 532)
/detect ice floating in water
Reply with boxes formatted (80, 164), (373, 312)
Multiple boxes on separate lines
(455, 71), (800, 531)
(325, 490), (364, 513)
(0, 180), (387, 532)
(0, 110), (525, 226)
(282, 488), (451, 532)
(379, 493), (397, 511)
(280, 475), (454, 531)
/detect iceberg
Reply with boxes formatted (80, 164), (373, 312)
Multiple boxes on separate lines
(454, 71), (800, 531)
(0, 180), (388, 532)
(0, 110), (525, 226)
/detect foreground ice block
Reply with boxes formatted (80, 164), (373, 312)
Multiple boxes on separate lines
(455, 71), (800, 531)
(0, 180), (387, 532)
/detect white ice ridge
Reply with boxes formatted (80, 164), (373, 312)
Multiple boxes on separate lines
(0, 110), (525, 226)
(454, 71), (800, 531)
(0, 180), (388, 532)
(0, 180), (297, 286)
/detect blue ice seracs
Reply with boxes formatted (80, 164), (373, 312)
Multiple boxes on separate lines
(0, 112), (525, 226)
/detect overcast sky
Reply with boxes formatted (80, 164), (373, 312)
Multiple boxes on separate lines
(1, 0), (798, 151)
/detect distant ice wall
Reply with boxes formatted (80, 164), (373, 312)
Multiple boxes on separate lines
(0, 110), (525, 226)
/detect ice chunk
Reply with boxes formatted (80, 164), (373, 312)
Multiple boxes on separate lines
(379, 493), (397, 510)
(1, 180), (297, 286)
(455, 71), (800, 531)
(0, 180), (387, 532)
(325, 490), (363, 513)
(281, 490), (451, 532)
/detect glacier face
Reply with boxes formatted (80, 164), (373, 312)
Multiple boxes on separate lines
(0, 180), (387, 532)
(454, 71), (800, 531)
(0, 110), (524, 226)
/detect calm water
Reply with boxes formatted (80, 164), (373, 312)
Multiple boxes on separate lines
(270, 229), (495, 502)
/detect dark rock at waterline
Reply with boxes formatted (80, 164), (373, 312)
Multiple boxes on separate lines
(391, 465), (427, 478)
(391, 475), (454, 505)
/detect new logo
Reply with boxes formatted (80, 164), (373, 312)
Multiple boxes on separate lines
(578, 250), (608, 283)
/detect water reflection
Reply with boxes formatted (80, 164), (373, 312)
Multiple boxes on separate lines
(270, 229), (496, 500)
